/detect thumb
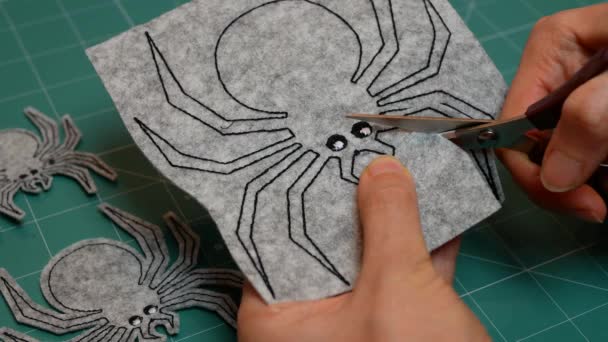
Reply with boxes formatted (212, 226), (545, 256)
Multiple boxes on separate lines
(356, 157), (433, 290)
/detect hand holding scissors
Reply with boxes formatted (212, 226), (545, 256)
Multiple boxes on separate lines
(351, 45), (608, 222)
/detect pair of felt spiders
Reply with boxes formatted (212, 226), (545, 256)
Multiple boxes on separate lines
(0, 109), (243, 341)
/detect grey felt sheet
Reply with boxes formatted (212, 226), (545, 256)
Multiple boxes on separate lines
(0, 204), (243, 342)
(87, 0), (507, 303)
(0, 107), (117, 221)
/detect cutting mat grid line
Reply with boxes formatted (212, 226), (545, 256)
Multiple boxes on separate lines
(0, 0), (606, 341)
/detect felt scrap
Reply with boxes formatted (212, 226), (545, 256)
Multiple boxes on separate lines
(87, 0), (507, 303)
(0, 204), (243, 342)
(0, 107), (118, 221)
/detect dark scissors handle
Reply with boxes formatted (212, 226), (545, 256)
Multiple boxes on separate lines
(526, 47), (608, 130)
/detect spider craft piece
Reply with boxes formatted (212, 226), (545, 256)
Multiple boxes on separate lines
(0, 107), (117, 221)
(0, 204), (243, 342)
(88, 0), (507, 302)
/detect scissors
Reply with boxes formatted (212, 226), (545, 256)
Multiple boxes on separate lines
(349, 47), (608, 197)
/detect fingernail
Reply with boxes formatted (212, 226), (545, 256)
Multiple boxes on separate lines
(541, 150), (583, 192)
(573, 209), (605, 224)
(367, 157), (404, 177)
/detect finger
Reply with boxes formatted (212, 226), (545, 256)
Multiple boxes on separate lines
(430, 237), (461, 283)
(555, 4), (608, 48)
(238, 281), (267, 317)
(500, 5), (608, 120)
(540, 72), (608, 192)
(498, 148), (607, 222)
(356, 157), (431, 286)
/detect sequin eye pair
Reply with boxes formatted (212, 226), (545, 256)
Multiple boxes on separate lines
(128, 305), (158, 326)
(325, 122), (373, 152)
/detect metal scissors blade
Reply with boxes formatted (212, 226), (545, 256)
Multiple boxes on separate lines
(349, 47), (608, 151)
(346, 114), (492, 133)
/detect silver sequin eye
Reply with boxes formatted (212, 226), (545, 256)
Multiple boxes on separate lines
(129, 315), (143, 326)
(144, 305), (158, 315)
(351, 122), (372, 138)
(326, 134), (347, 152)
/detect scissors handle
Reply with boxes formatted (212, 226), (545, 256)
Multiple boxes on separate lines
(525, 47), (608, 130)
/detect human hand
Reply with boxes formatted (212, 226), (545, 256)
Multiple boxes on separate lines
(498, 3), (608, 223)
(238, 157), (489, 342)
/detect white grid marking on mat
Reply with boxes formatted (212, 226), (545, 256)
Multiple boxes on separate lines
(0, 2), (113, 34)
(57, 0), (125, 242)
(0, 5), (60, 119)
(457, 277), (508, 342)
(489, 226), (590, 341)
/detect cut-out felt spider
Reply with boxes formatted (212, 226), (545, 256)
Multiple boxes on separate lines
(133, 0), (499, 300)
(0, 107), (117, 221)
(0, 204), (244, 342)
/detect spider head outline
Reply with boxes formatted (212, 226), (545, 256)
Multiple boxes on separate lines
(215, 0), (394, 177)
(0, 130), (53, 192)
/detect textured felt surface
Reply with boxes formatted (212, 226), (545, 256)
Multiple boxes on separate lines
(0, 204), (243, 342)
(87, 0), (506, 303)
(0, 107), (117, 221)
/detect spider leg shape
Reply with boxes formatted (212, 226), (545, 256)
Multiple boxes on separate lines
(99, 204), (243, 330)
(0, 328), (38, 342)
(355, 0), (400, 91)
(145, 32), (289, 134)
(236, 145), (382, 298)
(370, 0), (451, 100)
(350, 0), (492, 121)
(0, 269), (106, 335)
(378, 90), (495, 119)
(135, 32), (297, 176)
(31, 109), (118, 193)
(0, 181), (24, 220)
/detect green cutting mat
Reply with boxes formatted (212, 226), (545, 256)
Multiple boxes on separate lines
(0, 0), (606, 341)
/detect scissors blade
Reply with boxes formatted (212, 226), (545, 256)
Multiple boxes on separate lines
(347, 114), (492, 133)
(348, 113), (536, 151)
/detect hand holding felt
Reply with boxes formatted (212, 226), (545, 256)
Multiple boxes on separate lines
(238, 157), (490, 342)
(88, 0), (506, 302)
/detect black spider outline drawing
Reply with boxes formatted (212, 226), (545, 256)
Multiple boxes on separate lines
(0, 204), (243, 342)
(134, 0), (499, 299)
(0, 108), (117, 221)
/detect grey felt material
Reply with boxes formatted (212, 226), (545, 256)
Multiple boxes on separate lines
(0, 204), (243, 342)
(87, 0), (507, 303)
(0, 107), (118, 221)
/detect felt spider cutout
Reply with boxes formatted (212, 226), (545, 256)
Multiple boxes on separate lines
(0, 107), (117, 221)
(0, 204), (243, 342)
(131, 0), (499, 300)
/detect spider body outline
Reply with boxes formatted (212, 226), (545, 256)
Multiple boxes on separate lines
(0, 204), (243, 342)
(132, 0), (499, 299)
